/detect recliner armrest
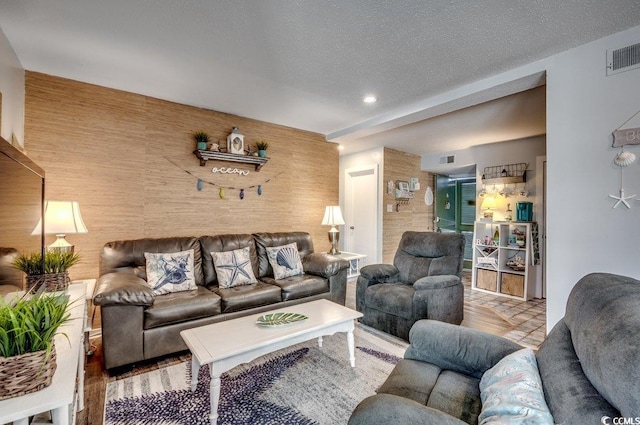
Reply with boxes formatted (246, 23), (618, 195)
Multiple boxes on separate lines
(359, 264), (399, 284)
(302, 252), (349, 277)
(404, 320), (522, 379)
(413, 275), (460, 290)
(348, 394), (467, 425)
(93, 272), (155, 307)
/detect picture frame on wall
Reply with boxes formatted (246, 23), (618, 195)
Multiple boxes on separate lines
(397, 181), (409, 192)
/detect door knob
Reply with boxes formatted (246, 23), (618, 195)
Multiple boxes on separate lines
(350, 226), (354, 230)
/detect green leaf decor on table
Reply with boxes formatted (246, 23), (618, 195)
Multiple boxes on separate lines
(256, 312), (308, 327)
(0, 291), (72, 358)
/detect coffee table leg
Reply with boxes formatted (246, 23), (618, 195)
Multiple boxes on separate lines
(347, 330), (356, 367)
(191, 356), (200, 391)
(318, 336), (323, 347)
(210, 373), (221, 425)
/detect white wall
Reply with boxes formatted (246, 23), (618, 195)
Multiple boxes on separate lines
(0, 27), (24, 146)
(546, 25), (640, 328)
(339, 147), (384, 263)
(422, 136), (546, 221)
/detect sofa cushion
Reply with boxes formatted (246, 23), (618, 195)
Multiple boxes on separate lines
(479, 348), (553, 424)
(563, 272), (640, 417)
(365, 283), (414, 319)
(378, 359), (481, 425)
(215, 282), (282, 313)
(144, 249), (197, 295)
(536, 319), (619, 424)
(253, 232), (314, 278)
(266, 243), (304, 279)
(199, 234), (259, 288)
(100, 237), (203, 285)
(144, 286), (221, 329)
(261, 274), (329, 301)
(211, 247), (258, 288)
(393, 232), (465, 283)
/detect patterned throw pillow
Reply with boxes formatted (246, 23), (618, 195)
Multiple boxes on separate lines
(266, 243), (304, 280)
(479, 348), (554, 424)
(144, 249), (196, 295)
(211, 247), (258, 289)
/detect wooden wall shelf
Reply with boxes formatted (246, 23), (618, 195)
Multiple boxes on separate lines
(194, 150), (269, 171)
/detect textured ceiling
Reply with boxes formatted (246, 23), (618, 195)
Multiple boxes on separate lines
(1, 1), (639, 156)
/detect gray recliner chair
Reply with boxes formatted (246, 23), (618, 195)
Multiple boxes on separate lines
(356, 231), (466, 340)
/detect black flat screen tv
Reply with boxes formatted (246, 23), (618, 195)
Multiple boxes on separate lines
(0, 138), (45, 268)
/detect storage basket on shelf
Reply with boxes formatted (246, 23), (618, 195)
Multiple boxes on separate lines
(0, 346), (57, 400)
(26, 272), (70, 292)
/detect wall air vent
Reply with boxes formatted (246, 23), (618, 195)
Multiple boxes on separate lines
(439, 155), (455, 165)
(607, 41), (640, 76)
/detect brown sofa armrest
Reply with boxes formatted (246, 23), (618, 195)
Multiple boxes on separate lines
(93, 272), (155, 307)
(302, 252), (349, 277)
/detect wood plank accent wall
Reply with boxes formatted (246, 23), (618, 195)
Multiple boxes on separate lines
(382, 147), (435, 263)
(24, 72), (339, 280)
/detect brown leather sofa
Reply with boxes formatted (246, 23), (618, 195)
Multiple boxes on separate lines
(93, 232), (349, 369)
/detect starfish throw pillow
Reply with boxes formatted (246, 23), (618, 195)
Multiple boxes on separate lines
(266, 243), (304, 280)
(211, 246), (258, 289)
(144, 249), (197, 295)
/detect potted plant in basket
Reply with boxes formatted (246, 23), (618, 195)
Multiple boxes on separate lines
(13, 251), (81, 292)
(0, 290), (72, 400)
(255, 141), (269, 158)
(193, 131), (210, 151)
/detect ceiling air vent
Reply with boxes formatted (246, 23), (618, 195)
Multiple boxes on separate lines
(439, 155), (455, 164)
(607, 41), (640, 76)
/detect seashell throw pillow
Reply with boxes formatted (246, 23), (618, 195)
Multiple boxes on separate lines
(144, 249), (197, 295)
(266, 243), (304, 280)
(211, 246), (258, 289)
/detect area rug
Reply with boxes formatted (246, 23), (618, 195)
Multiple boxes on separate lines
(104, 326), (407, 425)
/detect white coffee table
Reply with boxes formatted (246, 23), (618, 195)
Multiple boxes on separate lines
(180, 299), (363, 425)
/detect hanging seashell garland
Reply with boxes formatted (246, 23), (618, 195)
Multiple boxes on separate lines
(165, 157), (282, 201)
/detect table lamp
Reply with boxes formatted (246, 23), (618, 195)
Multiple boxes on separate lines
(321, 206), (345, 255)
(481, 196), (497, 220)
(32, 201), (88, 253)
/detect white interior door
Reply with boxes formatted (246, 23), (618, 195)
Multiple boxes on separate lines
(344, 165), (378, 264)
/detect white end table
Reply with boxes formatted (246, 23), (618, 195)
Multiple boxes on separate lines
(333, 252), (367, 279)
(0, 281), (90, 425)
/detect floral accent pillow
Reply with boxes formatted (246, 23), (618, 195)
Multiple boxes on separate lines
(266, 243), (304, 280)
(479, 348), (554, 424)
(211, 247), (257, 289)
(144, 249), (196, 295)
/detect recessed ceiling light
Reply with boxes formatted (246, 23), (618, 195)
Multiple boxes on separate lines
(363, 95), (377, 104)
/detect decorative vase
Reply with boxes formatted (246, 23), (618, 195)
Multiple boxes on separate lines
(196, 142), (207, 150)
(0, 345), (57, 400)
(258, 150), (267, 158)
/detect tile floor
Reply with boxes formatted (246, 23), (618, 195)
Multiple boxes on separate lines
(462, 271), (547, 349)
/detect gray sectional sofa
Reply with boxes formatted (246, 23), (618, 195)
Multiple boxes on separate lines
(93, 232), (348, 369)
(349, 272), (640, 424)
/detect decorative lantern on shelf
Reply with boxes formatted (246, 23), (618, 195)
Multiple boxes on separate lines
(227, 127), (244, 155)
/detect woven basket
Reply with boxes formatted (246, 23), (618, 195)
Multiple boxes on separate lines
(0, 345), (57, 400)
(26, 272), (70, 292)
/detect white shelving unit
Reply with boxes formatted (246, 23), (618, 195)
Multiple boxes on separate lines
(472, 221), (537, 300)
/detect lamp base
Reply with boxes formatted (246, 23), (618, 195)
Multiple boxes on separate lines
(327, 227), (340, 255)
(49, 234), (74, 253)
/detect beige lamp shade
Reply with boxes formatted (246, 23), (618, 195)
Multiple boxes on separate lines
(321, 206), (345, 226)
(32, 201), (88, 252)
